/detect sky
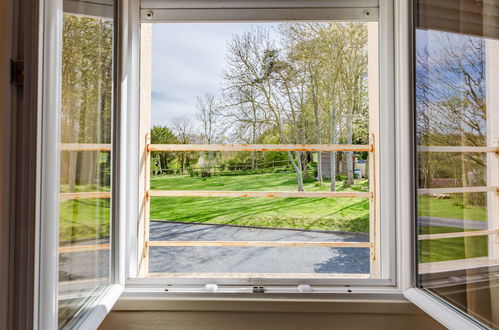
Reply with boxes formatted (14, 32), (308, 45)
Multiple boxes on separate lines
(151, 23), (277, 128)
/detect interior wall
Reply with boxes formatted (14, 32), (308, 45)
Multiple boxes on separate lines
(1, 0), (40, 328)
(0, 0), (13, 328)
(99, 299), (445, 330)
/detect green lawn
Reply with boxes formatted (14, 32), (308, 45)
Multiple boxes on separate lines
(418, 195), (487, 221)
(419, 226), (488, 263)
(149, 173), (370, 232)
(150, 172), (368, 192)
(59, 198), (110, 242)
(58, 170), (490, 266)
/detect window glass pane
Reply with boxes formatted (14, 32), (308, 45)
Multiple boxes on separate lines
(415, 1), (499, 327)
(58, 2), (114, 327)
(141, 21), (379, 278)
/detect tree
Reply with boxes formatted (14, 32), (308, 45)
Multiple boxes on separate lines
(416, 33), (486, 206)
(171, 117), (195, 173)
(223, 27), (309, 191)
(221, 23), (370, 190)
(196, 93), (223, 171)
(61, 15), (113, 191)
(150, 126), (179, 174)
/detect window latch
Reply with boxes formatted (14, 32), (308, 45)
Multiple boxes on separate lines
(297, 284), (312, 293)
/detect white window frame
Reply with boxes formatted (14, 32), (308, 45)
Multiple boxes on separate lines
(124, 0), (397, 290)
(35, 0), (130, 329)
(395, 0), (487, 328)
(34, 0), (488, 328)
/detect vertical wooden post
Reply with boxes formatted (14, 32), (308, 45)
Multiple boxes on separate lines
(138, 23), (152, 277)
(485, 36), (499, 324)
(368, 22), (380, 277)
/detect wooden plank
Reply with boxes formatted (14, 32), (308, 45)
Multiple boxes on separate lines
(417, 146), (499, 153)
(147, 143), (372, 152)
(418, 229), (497, 241)
(148, 190), (371, 199)
(139, 23), (153, 277)
(59, 244), (110, 253)
(418, 186), (499, 195)
(147, 240), (371, 248)
(368, 22), (380, 278)
(60, 192), (111, 200)
(146, 272), (370, 279)
(419, 257), (499, 274)
(60, 143), (111, 151)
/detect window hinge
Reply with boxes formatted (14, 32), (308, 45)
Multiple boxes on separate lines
(10, 60), (24, 85)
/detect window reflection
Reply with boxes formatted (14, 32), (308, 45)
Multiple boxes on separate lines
(415, 3), (499, 327)
(58, 6), (114, 328)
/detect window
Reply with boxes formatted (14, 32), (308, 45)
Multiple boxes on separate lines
(36, 0), (400, 328)
(415, 0), (499, 328)
(134, 0), (395, 284)
(37, 0), (123, 329)
(58, 8), (114, 328)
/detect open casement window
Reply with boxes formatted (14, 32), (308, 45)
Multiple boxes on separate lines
(37, 0), (126, 329)
(132, 0), (397, 287)
(37, 0), (398, 328)
(404, 0), (499, 329)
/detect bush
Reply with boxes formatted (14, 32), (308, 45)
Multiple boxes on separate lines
(336, 174), (347, 181)
(188, 169), (199, 177)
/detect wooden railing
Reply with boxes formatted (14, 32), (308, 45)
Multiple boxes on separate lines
(141, 142), (378, 277)
(417, 144), (499, 266)
(57, 143), (376, 257)
(56, 142), (499, 279)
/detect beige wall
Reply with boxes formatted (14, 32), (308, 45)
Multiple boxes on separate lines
(99, 299), (444, 330)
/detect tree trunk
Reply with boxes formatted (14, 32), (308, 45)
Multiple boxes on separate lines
(330, 95), (338, 191)
(208, 151), (213, 173)
(68, 151), (77, 192)
(288, 151), (304, 191)
(301, 152), (309, 179)
(345, 104), (354, 187)
(313, 92), (323, 183)
(182, 152), (187, 174)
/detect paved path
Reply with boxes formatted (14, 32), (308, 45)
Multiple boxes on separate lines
(59, 216), (485, 282)
(149, 221), (369, 274)
(418, 216), (486, 230)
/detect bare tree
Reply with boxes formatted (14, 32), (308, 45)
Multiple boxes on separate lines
(172, 117), (194, 173)
(223, 27), (308, 191)
(196, 93), (222, 171)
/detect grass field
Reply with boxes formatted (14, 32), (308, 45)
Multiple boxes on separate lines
(150, 172), (370, 232)
(59, 172), (490, 263)
(419, 226), (488, 263)
(418, 195), (487, 221)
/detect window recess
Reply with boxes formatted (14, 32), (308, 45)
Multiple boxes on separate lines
(133, 2), (388, 282)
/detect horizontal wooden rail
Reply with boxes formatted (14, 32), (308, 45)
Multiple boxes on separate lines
(61, 143), (111, 151)
(147, 144), (372, 152)
(419, 257), (499, 274)
(147, 240), (371, 248)
(417, 146), (499, 153)
(418, 186), (499, 195)
(148, 190), (371, 199)
(59, 244), (110, 253)
(418, 229), (498, 241)
(60, 192), (111, 200)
